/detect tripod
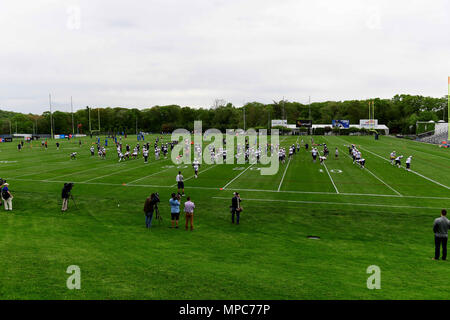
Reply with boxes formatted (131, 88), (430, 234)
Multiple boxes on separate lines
(69, 194), (78, 210)
(155, 206), (163, 224)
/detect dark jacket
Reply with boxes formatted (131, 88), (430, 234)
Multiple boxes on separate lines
(231, 196), (241, 209)
(433, 216), (450, 238)
(61, 187), (70, 199)
(144, 198), (159, 216)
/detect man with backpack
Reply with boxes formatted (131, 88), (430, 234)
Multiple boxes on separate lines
(1, 183), (13, 211)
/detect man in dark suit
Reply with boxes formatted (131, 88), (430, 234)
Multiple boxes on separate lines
(231, 192), (242, 225)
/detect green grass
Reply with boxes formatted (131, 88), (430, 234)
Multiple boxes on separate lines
(0, 134), (449, 299)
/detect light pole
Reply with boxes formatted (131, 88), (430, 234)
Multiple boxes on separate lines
(49, 94), (54, 139)
(71, 96), (74, 135)
(243, 102), (246, 131)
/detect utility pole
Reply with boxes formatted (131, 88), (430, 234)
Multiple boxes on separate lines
(98, 108), (101, 134)
(49, 94), (54, 139)
(243, 103), (246, 131)
(87, 106), (92, 134)
(71, 96), (74, 135)
(308, 96), (311, 120)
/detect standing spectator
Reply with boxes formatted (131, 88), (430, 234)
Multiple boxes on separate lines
(1, 183), (13, 211)
(184, 196), (195, 231)
(144, 193), (159, 229)
(176, 171), (185, 196)
(433, 209), (450, 260)
(231, 192), (242, 225)
(169, 193), (181, 229)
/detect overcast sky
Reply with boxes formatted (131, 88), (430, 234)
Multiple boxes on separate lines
(0, 0), (449, 114)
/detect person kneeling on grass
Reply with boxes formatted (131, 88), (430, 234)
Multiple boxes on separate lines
(184, 196), (195, 231)
(169, 193), (181, 229)
(144, 193), (159, 229)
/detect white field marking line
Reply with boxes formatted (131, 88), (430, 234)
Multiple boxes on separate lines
(0, 152), (82, 171)
(385, 134), (450, 149)
(356, 144), (450, 190)
(85, 158), (171, 183)
(379, 136), (450, 162)
(277, 158), (291, 192)
(5, 176), (450, 201)
(44, 161), (122, 181)
(211, 197), (445, 211)
(222, 163), (256, 190)
(170, 164), (218, 187)
(317, 149), (339, 194)
(327, 137), (402, 196)
(277, 135), (299, 192)
(11, 154), (105, 178)
(362, 164), (402, 196)
(126, 166), (173, 185)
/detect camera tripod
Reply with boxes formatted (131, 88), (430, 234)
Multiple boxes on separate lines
(70, 194), (78, 210)
(155, 206), (163, 224)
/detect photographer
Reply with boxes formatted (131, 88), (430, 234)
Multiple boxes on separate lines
(169, 192), (181, 229)
(1, 183), (13, 211)
(61, 183), (73, 212)
(143, 193), (160, 229)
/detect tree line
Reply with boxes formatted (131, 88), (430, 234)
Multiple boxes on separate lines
(0, 94), (447, 135)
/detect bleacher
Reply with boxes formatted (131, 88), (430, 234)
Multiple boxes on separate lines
(419, 122), (448, 144)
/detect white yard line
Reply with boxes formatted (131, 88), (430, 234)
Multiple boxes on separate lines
(363, 167), (402, 196)
(5, 176), (450, 200)
(45, 162), (121, 181)
(222, 163), (256, 190)
(328, 138), (402, 196)
(85, 158), (171, 183)
(277, 158), (291, 192)
(356, 144), (450, 190)
(126, 167), (172, 185)
(211, 197), (444, 211)
(317, 149), (339, 194)
(170, 164), (218, 187)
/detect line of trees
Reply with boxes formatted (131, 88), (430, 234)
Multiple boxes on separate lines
(0, 94), (447, 135)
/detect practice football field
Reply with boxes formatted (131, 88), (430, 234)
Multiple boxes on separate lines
(0, 134), (449, 299)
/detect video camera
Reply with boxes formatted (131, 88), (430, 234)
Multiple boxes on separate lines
(63, 182), (74, 194)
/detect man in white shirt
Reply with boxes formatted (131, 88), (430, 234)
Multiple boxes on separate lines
(143, 148), (149, 163)
(406, 156), (412, 171)
(176, 171), (185, 196)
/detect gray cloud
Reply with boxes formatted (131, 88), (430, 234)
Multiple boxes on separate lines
(0, 0), (448, 114)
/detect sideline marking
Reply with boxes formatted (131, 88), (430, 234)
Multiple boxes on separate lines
(212, 197), (443, 211)
(6, 178), (450, 201)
